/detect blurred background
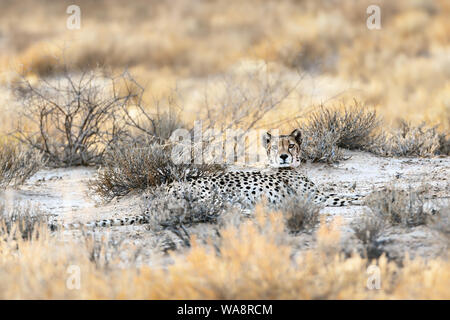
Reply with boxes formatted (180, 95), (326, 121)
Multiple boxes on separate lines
(0, 0), (449, 132)
(0, 1), (449, 300)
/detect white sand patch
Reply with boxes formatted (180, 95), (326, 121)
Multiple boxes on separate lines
(1, 150), (448, 262)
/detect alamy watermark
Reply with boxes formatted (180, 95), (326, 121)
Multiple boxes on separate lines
(366, 5), (381, 30)
(66, 265), (81, 290)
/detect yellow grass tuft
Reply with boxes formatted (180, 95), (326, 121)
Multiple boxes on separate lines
(0, 205), (449, 299)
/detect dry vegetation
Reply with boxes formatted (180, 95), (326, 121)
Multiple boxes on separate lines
(274, 194), (320, 233)
(370, 121), (450, 157)
(1, 0), (448, 164)
(350, 185), (450, 261)
(92, 141), (225, 199)
(430, 205), (450, 238)
(143, 185), (236, 241)
(13, 70), (137, 166)
(0, 206), (449, 299)
(300, 104), (449, 162)
(0, 203), (47, 241)
(365, 185), (431, 227)
(0, 0), (449, 132)
(0, 0), (449, 300)
(300, 103), (380, 162)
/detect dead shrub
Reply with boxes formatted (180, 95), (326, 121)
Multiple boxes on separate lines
(274, 194), (320, 233)
(369, 121), (449, 157)
(145, 185), (233, 230)
(307, 102), (380, 149)
(300, 102), (380, 163)
(352, 214), (387, 260)
(0, 141), (45, 188)
(120, 87), (185, 144)
(14, 69), (135, 166)
(81, 231), (146, 270)
(299, 104), (448, 162)
(365, 186), (429, 227)
(429, 205), (450, 239)
(91, 140), (224, 200)
(198, 67), (298, 133)
(300, 130), (346, 163)
(353, 215), (385, 245)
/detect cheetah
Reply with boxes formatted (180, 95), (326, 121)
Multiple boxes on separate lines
(166, 129), (359, 207)
(52, 129), (361, 229)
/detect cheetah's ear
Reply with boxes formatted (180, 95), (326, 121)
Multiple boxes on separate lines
(290, 129), (302, 144)
(262, 132), (272, 147)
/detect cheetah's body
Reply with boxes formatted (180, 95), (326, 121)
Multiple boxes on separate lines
(168, 169), (357, 207)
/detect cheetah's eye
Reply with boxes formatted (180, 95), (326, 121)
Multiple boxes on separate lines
(288, 144), (295, 149)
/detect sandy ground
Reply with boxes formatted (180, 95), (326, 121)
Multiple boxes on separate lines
(1, 150), (449, 264)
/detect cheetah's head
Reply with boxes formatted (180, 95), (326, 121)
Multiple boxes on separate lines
(262, 129), (302, 168)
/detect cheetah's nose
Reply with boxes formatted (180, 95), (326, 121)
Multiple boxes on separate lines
(280, 154), (289, 161)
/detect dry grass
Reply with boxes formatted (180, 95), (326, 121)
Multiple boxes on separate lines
(300, 102), (380, 162)
(352, 215), (388, 260)
(13, 70), (136, 166)
(1, 0), (448, 164)
(144, 184), (233, 231)
(353, 186), (450, 261)
(299, 105), (449, 163)
(0, 206), (449, 299)
(0, 0), (448, 133)
(0, 203), (47, 241)
(91, 141), (224, 200)
(0, 0), (449, 300)
(365, 185), (431, 227)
